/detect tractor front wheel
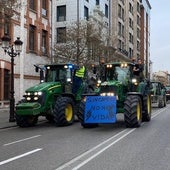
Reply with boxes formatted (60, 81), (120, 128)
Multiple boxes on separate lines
(124, 95), (142, 128)
(16, 115), (38, 127)
(53, 97), (74, 126)
(142, 94), (151, 122)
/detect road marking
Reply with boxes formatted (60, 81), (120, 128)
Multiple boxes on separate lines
(55, 129), (135, 170)
(0, 148), (42, 166)
(56, 107), (169, 170)
(3, 135), (41, 146)
(152, 107), (168, 119)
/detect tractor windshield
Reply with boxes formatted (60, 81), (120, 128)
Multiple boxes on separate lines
(45, 66), (72, 82)
(106, 65), (130, 84)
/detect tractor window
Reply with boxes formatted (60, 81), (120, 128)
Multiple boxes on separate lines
(46, 70), (57, 82)
(115, 66), (130, 84)
(106, 67), (118, 81)
(45, 67), (72, 82)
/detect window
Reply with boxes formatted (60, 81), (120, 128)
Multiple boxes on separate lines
(29, 25), (36, 51)
(84, 6), (89, 20)
(4, 16), (10, 34)
(105, 4), (108, 18)
(137, 28), (140, 38)
(129, 33), (133, 44)
(118, 4), (124, 20)
(129, 18), (133, 28)
(118, 5), (121, 18)
(137, 40), (140, 51)
(42, 30), (47, 54)
(30, 0), (36, 10)
(137, 15), (140, 26)
(129, 2), (133, 14)
(57, 27), (66, 43)
(118, 22), (124, 37)
(129, 48), (133, 57)
(137, 2), (140, 13)
(57, 5), (66, 22)
(96, 0), (99, 5)
(42, 0), (47, 16)
(118, 22), (121, 36)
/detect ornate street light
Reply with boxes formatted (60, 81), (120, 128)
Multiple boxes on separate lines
(1, 34), (23, 122)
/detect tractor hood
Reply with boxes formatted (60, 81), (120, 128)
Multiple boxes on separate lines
(99, 80), (123, 97)
(25, 82), (62, 92)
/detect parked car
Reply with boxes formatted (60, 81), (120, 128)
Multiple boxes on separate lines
(165, 85), (170, 101)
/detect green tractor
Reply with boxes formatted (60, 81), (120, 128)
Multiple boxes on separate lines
(150, 81), (166, 108)
(15, 63), (93, 127)
(77, 62), (152, 128)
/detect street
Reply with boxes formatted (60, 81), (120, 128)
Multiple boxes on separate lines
(0, 105), (170, 170)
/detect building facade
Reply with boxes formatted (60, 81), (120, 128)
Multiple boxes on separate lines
(0, 0), (52, 107)
(51, 0), (110, 63)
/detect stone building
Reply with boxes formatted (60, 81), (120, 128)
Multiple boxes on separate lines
(110, 0), (151, 78)
(0, 0), (51, 107)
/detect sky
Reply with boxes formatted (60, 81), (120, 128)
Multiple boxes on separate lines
(150, 0), (170, 73)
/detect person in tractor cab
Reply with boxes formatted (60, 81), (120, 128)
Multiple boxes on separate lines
(72, 62), (86, 94)
(133, 58), (144, 81)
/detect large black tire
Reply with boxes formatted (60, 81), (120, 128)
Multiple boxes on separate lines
(158, 96), (164, 108)
(142, 94), (152, 122)
(164, 95), (167, 107)
(124, 95), (142, 128)
(53, 97), (74, 126)
(45, 115), (54, 123)
(16, 115), (38, 127)
(77, 101), (98, 128)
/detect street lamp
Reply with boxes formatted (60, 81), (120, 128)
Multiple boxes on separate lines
(1, 34), (23, 122)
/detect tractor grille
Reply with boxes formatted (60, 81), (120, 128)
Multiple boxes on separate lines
(100, 85), (117, 94)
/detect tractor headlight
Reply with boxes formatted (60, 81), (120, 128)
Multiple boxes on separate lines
(97, 80), (101, 84)
(34, 97), (39, 100)
(132, 78), (137, 83)
(100, 92), (114, 96)
(67, 78), (71, 82)
(26, 97), (31, 101)
(132, 78), (138, 85)
(34, 91), (43, 96)
(100, 93), (118, 99)
(25, 92), (31, 96)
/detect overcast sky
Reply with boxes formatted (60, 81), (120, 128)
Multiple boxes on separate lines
(150, 0), (170, 73)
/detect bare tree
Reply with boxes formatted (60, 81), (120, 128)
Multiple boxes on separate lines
(53, 19), (109, 66)
(0, 0), (20, 31)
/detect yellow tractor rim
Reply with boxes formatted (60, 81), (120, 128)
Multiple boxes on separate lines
(147, 96), (151, 113)
(137, 102), (141, 121)
(65, 104), (73, 121)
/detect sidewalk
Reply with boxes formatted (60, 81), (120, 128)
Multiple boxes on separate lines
(0, 108), (17, 129)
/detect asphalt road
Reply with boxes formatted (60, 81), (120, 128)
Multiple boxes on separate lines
(0, 105), (169, 170)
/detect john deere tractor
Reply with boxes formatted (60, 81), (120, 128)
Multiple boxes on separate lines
(77, 62), (152, 128)
(150, 81), (166, 108)
(15, 63), (93, 127)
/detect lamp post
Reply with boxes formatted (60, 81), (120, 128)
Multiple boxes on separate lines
(1, 34), (23, 122)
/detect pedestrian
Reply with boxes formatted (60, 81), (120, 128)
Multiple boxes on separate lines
(72, 62), (86, 94)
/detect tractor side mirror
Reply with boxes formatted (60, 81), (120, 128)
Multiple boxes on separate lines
(34, 65), (39, 72)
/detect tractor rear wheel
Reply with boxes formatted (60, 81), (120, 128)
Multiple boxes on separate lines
(124, 95), (142, 128)
(142, 94), (151, 122)
(53, 97), (74, 126)
(77, 101), (98, 128)
(16, 115), (38, 127)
